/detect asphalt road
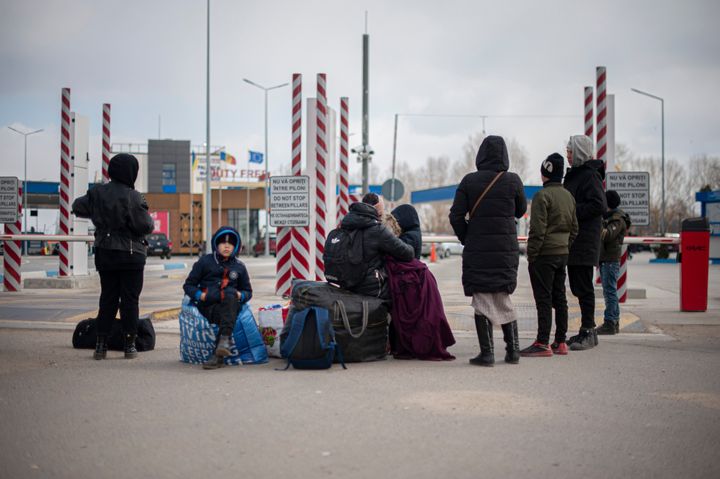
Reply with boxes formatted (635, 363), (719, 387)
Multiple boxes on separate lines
(0, 328), (719, 479)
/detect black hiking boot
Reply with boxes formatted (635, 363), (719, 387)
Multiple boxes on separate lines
(469, 315), (494, 367)
(215, 335), (232, 358)
(202, 355), (225, 370)
(596, 321), (618, 335)
(124, 333), (138, 359)
(94, 335), (107, 360)
(569, 328), (597, 351)
(501, 321), (520, 364)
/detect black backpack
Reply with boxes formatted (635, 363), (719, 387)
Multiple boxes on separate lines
(323, 228), (366, 289)
(72, 317), (156, 351)
(279, 307), (345, 370)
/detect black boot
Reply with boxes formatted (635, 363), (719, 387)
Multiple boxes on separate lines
(501, 321), (520, 364)
(203, 355), (225, 370)
(215, 335), (232, 357)
(470, 314), (494, 367)
(124, 333), (138, 359)
(94, 335), (107, 360)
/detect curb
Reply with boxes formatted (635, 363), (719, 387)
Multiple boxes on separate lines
(145, 263), (187, 272)
(149, 307), (182, 321)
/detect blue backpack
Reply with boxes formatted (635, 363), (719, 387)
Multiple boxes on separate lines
(280, 307), (346, 370)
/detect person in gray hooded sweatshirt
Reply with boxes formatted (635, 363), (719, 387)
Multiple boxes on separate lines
(562, 135), (607, 350)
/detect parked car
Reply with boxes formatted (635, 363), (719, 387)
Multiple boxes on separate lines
(253, 236), (277, 257)
(146, 233), (173, 259)
(440, 241), (463, 257)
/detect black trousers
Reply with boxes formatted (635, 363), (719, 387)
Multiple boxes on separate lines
(97, 269), (144, 336)
(198, 295), (240, 337)
(567, 264), (596, 329)
(528, 255), (569, 344)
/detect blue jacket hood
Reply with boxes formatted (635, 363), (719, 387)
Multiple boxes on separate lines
(212, 226), (242, 257)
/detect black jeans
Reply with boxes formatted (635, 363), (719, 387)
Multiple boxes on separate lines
(198, 294), (240, 337)
(529, 255), (569, 344)
(567, 264), (596, 329)
(97, 269), (144, 336)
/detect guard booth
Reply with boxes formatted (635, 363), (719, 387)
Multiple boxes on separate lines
(696, 189), (720, 264)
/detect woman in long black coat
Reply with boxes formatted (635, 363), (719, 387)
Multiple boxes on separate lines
(449, 136), (527, 366)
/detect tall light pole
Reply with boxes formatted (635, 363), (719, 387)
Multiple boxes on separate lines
(8, 126), (43, 254)
(204, 0), (212, 253)
(242, 78), (289, 256)
(631, 88), (665, 234)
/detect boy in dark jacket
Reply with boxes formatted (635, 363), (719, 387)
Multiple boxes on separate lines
(183, 226), (252, 369)
(563, 135), (607, 351)
(72, 154), (155, 360)
(521, 154), (578, 357)
(596, 190), (631, 335)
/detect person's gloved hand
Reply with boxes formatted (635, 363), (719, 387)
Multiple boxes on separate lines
(204, 287), (221, 304)
(224, 286), (238, 302)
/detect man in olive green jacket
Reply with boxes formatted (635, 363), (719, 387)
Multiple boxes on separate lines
(521, 153), (579, 357)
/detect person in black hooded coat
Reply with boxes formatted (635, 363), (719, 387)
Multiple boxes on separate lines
(449, 135), (527, 367)
(391, 204), (422, 259)
(72, 153), (155, 360)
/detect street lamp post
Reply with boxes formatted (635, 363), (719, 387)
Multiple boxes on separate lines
(242, 78), (289, 257)
(7, 126), (43, 255)
(631, 88), (665, 234)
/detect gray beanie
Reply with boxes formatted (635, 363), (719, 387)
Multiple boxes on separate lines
(567, 135), (594, 167)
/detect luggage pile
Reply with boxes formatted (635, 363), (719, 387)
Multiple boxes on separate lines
(280, 280), (390, 369)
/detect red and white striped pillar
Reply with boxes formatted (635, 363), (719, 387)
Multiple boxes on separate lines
(596, 66), (607, 163)
(59, 87), (71, 277)
(337, 97), (349, 224)
(290, 73), (311, 283)
(617, 245), (629, 303)
(314, 73), (328, 281)
(274, 74), (301, 296)
(102, 103), (111, 183)
(3, 186), (23, 292)
(584, 86), (593, 142)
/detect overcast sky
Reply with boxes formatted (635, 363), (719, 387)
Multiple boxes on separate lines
(1, 0), (719, 189)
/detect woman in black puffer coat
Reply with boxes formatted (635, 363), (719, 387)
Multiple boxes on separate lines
(72, 154), (155, 360)
(338, 202), (415, 299)
(449, 135), (527, 367)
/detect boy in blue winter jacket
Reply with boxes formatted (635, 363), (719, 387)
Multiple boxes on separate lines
(183, 226), (252, 369)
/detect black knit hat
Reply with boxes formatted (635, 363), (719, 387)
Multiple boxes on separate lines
(606, 190), (621, 209)
(541, 153), (565, 182)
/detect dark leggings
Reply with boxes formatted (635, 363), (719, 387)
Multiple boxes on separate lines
(97, 269), (144, 336)
(198, 295), (240, 337)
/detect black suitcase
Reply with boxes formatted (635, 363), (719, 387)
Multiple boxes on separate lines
(289, 280), (388, 362)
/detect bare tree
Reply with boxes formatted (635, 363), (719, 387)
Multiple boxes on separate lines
(507, 138), (530, 182)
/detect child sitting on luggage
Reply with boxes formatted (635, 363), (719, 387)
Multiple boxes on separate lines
(183, 226), (252, 369)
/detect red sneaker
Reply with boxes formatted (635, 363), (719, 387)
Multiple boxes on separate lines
(551, 341), (568, 355)
(519, 341), (553, 357)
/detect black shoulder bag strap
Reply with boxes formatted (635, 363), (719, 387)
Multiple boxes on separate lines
(468, 171), (505, 220)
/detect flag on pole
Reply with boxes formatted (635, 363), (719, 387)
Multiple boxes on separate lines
(220, 151), (237, 165)
(249, 150), (264, 164)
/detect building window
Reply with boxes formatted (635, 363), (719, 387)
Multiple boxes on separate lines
(162, 163), (176, 193)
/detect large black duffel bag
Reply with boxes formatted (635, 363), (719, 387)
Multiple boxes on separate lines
(72, 317), (156, 352)
(288, 280), (388, 362)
